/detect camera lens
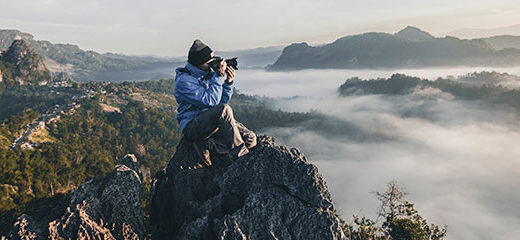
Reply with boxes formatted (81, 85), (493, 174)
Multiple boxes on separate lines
(225, 58), (238, 70)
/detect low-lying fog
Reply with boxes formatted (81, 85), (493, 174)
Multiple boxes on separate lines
(234, 66), (520, 97)
(235, 67), (520, 240)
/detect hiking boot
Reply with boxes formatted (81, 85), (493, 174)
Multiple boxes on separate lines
(228, 143), (249, 162)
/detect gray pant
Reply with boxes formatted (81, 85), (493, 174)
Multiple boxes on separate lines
(183, 104), (257, 155)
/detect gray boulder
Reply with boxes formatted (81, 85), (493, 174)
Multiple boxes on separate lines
(150, 135), (345, 239)
(6, 154), (145, 240)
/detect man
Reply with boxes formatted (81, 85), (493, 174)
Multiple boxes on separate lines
(174, 39), (257, 165)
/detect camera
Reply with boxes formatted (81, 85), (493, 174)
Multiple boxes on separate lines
(210, 57), (238, 72)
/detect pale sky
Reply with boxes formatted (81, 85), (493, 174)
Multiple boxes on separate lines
(1, 0), (519, 56)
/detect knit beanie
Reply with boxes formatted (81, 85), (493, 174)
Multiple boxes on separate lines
(188, 39), (214, 66)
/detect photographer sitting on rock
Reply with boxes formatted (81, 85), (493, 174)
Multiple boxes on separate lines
(174, 39), (257, 168)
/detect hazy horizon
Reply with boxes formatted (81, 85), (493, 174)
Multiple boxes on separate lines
(2, 0), (520, 56)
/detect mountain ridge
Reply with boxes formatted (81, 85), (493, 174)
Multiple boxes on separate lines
(268, 26), (520, 71)
(480, 35), (520, 50)
(443, 24), (520, 39)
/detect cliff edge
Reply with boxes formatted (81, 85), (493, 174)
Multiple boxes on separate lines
(150, 135), (345, 239)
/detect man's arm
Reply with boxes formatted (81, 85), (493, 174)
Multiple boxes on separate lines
(220, 82), (233, 104)
(174, 73), (225, 108)
(219, 66), (235, 104)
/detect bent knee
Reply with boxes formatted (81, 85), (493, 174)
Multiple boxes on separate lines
(218, 104), (233, 116)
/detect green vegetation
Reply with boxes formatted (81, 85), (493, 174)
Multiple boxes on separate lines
(0, 85), (75, 119)
(0, 58), (50, 86)
(132, 78), (177, 94)
(341, 182), (447, 240)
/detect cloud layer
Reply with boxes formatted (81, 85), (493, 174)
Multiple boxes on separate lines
(237, 67), (520, 239)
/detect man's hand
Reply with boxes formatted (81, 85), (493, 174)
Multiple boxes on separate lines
(217, 59), (227, 77)
(225, 66), (235, 85)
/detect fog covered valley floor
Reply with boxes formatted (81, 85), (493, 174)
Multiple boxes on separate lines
(234, 68), (520, 240)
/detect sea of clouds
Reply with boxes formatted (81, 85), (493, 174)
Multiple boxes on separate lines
(235, 67), (520, 240)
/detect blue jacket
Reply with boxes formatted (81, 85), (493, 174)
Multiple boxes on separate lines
(174, 62), (233, 132)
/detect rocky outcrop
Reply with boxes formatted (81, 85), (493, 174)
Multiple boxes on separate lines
(5, 215), (42, 240)
(5, 154), (144, 240)
(0, 39), (51, 85)
(150, 135), (345, 239)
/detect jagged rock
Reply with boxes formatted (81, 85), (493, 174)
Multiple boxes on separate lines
(150, 135), (345, 239)
(48, 205), (115, 239)
(122, 153), (140, 173)
(6, 215), (42, 240)
(6, 154), (144, 240)
(0, 39), (51, 85)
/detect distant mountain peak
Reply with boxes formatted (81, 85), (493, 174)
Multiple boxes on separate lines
(395, 26), (435, 41)
(1, 39), (52, 85)
(287, 42), (310, 48)
(4, 39), (34, 60)
(0, 30), (34, 50)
